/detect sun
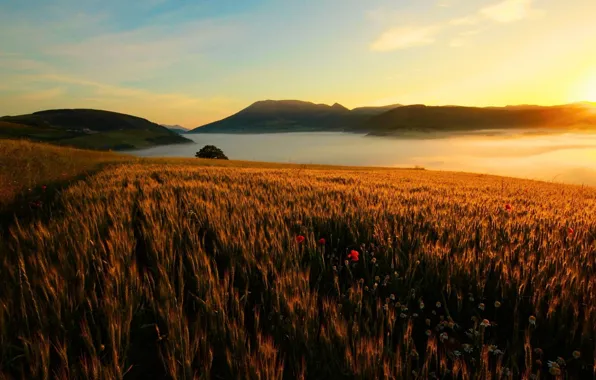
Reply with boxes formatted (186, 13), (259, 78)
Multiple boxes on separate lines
(572, 72), (596, 102)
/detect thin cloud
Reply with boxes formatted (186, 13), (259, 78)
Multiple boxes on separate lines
(0, 55), (54, 72)
(371, 0), (540, 52)
(370, 25), (440, 51)
(449, 38), (465, 48)
(23, 74), (205, 104)
(449, 16), (480, 26)
(0, 73), (242, 128)
(437, 0), (459, 7)
(480, 0), (535, 23)
(20, 87), (65, 101)
(459, 29), (484, 36)
(47, 20), (240, 82)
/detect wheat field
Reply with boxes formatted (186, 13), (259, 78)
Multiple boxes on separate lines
(0, 140), (129, 210)
(1, 160), (595, 379)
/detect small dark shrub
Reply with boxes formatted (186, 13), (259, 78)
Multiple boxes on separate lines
(195, 145), (228, 160)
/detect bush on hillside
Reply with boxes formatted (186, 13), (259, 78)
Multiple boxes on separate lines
(195, 145), (228, 160)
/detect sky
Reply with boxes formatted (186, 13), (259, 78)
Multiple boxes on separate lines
(1, 0), (595, 128)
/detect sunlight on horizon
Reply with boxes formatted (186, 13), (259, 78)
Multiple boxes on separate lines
(572, 72), (596, 103)
(129, 131), (596, 187)
(1, 0), (596, 127)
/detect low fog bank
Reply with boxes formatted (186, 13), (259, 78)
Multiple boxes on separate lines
(129, 130), (596, 186)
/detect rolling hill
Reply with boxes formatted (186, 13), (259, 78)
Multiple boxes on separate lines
(188, 100), (401, 133)
(0, 109), (192, 150)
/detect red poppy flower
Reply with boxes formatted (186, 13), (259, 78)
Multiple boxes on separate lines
(568, 227), (574, 235)
(296, 235), (305, 244)
(42, 185), (47, 191)
(347, 250), (359, 262)
(318, 238), (326, 245)
(505, 204), (512, 211)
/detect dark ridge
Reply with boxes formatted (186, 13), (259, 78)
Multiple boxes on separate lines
(0, 109), (192, 150)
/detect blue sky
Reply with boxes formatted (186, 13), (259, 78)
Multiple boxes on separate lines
(1, 0), (595, 127)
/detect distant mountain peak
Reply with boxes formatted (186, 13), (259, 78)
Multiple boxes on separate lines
(244, 99), (315, 112)
(331, 103), (349, 112)
(240, 99), (352, 115)
(251, 99), (314, 106)
(161, 124), (187, 130)
(247, 99), (349, 110)
(161, 124), (188, 134)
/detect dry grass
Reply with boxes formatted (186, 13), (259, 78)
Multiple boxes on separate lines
(0, 140), (129, 209)
(0, 139), (416, 213)
(0, 157), (594, 379)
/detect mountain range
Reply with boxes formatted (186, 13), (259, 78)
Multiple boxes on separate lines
(2, 101), (595, 152)
(187, 100), (402, 133)
(188, 100), (596, 135)
(161, 124), (189, 134)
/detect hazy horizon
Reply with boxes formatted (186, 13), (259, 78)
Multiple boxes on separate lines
(129, 130), (596, 186)
(1, 0), (596, 129)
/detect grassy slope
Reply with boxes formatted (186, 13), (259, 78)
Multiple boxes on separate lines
(0, 140), (412, 215)
(0, 109), (191, 150)
(0, 121), (76, 141)
(0, 140), (131, 210)
(0, 141), (595, 379)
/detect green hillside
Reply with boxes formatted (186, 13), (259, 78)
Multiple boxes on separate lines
(0, 109), (192, 150)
